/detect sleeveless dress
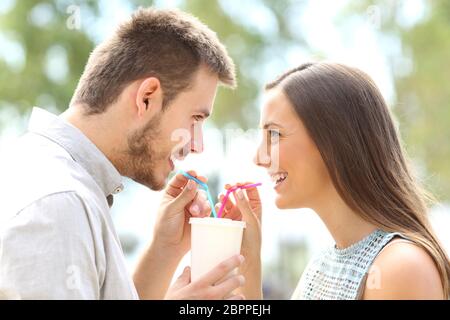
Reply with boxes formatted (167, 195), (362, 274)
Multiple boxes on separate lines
(291, 229), (410, 300)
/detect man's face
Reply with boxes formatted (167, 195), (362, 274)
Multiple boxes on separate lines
(122, 66), (219, 190)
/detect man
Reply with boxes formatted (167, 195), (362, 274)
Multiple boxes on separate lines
(0, 7), (246, 299)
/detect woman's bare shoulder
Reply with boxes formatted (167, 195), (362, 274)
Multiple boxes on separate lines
(362, 240), (445, 300)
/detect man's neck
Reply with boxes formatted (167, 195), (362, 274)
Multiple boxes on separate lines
(60, 105), (120, 168)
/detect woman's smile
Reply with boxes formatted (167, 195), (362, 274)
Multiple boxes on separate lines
(269, 171), (288, 191)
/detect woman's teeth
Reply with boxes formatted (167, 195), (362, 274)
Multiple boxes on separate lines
(271, 172), (288, 186)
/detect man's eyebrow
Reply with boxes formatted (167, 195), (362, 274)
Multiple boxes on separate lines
(262, 121), (282, 129)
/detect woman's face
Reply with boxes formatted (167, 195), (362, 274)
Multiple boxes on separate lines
(254, 88), (331, 209)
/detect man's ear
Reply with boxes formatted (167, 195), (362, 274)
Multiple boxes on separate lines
(136, 77), (163, 117)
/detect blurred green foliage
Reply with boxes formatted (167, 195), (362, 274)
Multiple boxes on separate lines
(344, 0), (450, 200)
(0, 0), (98, 114)
(0, 0), (449, 197)
(0, 0), (304, 129)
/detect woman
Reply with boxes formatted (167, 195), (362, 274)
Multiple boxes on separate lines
(218, 62), (450, 300)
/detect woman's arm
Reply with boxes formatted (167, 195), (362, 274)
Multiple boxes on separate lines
(234, 188), (263, 299)
(362, 241), (445, 300)
(239, 251), (263, 299)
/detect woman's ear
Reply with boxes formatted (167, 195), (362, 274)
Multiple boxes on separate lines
(136, 77), (162, 117)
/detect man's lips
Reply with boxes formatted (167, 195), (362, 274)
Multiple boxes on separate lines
(168, 151), (186, 171)
(171, 148), (190, 162)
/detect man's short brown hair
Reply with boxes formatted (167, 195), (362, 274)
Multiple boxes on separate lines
(71, 7), (236, 114)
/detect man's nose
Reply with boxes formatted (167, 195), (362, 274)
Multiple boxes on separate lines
(191, 139), (203, 153)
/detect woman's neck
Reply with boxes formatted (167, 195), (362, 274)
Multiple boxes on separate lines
(312, 187), (378, 249)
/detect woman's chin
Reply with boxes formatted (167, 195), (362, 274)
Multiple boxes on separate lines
(275, 194), (306, 210)
(275, 195), (291, 209)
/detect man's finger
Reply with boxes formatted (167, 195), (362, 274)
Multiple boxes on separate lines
(189, 190), (210, 217)
(196, 255), (244, 286)
(188, 192), (202, 217)
(211, 275), (245, 299)
(166, 171), (207, 198)
(166, 173), (189, 197)
(167, 179), (198, 212)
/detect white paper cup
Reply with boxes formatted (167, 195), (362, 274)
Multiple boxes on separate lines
(189, 217), (246, 282)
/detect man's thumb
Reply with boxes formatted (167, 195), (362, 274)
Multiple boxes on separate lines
(170, 179), (198, 211)
(175, 266), (191, 287)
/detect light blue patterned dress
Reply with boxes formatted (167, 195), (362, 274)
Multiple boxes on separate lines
(292, 229), (408, 300)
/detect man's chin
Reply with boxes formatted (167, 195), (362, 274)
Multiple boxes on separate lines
(146, 179), (167, 191)
(132, 175), (167, 191)
(149, 184), (165, 191)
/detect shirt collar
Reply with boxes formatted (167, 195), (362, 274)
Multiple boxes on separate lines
(27, 107), (124, 198)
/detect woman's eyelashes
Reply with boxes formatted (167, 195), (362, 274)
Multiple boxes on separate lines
(268, 129), (281, 144)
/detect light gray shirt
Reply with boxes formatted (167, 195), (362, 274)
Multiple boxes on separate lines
(0, 107), (139, 299)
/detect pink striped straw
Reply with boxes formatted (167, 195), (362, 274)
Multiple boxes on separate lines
(217, 183), (262, 218)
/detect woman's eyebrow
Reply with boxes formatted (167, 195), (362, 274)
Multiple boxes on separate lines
(195, 109), (210, 119)
(262, 121), (282, 129)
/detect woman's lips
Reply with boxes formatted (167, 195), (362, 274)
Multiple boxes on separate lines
(274, 176), (287, 191)
(270, 172), (288, 190)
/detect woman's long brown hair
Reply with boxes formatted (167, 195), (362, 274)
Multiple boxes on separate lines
(266, 62), (450, 298)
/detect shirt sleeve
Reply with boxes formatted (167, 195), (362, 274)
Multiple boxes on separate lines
(0, 191), (102, 299)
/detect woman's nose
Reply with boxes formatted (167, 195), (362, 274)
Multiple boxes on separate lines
(254, 145), (271, 168)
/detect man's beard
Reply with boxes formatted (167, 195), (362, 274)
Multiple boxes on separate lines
(119, 113), (168, 191)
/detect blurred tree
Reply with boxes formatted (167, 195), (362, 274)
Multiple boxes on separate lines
(343, 0), (450, 200)
(0, 0), (306, 131)
(0, 0), (98, 117)
(181, 0), (307, 129)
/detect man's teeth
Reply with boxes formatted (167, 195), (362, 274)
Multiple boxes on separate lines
(270, 172), (288, 185)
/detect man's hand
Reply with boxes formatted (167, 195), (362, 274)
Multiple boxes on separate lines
(153, 170), (212, 257)
(166, 255), (246, 300)
(133, 170), (211, 299)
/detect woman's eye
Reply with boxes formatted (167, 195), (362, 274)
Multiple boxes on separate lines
(193, 115), (203, 122)
(269, 129), (280, 138)
(268, 129), (281, 143)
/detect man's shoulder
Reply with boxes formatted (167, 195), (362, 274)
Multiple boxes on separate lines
(0, 133), (106, 217)
(0, 191), (88, 233)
